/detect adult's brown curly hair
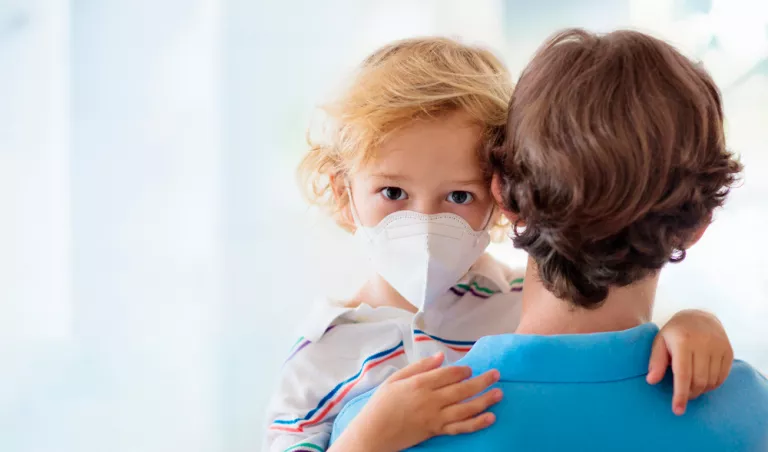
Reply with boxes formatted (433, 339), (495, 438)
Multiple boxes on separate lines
(491, 29), (742, 309)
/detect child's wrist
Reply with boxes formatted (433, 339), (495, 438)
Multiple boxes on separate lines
(333, 419), (394, 452)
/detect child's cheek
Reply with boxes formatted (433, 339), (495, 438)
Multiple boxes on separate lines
(461, 198), (494, 230)
(356, 191), (399, 227)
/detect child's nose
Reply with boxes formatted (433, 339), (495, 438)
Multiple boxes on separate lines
(414, 199), (442, 215)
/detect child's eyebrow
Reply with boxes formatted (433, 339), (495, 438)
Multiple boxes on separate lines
(451, 178), (486, 187)
(369, 173), (409, 181)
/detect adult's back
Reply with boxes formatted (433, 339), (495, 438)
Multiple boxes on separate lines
(332, 324), (768, 451)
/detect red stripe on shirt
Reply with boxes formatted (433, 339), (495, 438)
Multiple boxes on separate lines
(270, 349), (406, 433)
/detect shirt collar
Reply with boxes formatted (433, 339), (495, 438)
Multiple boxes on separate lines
(462, 253), (514, 294)
(300, 255), (517, 341)
(299, 299), (414, 342)
(461, 323), (659, 383)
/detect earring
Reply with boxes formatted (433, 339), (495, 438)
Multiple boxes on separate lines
(511, 220), (527, 238)
(670, 248), (687, 262)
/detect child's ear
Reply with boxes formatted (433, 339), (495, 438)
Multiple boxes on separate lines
(330, 173), (345, 201)
(491, 173), (522, 226)
(330, 173), (355, 231)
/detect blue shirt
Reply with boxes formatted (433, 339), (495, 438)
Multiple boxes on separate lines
(332, 323), (768, 451)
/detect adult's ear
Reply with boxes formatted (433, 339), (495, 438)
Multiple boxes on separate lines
(491, 173), (522, 227)
(685, 217), (711, 249)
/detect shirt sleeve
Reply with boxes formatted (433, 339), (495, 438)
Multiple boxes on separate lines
(262, 339), (336, 452)
(263, 311), (409, 452)
(264, 431), (330, 452)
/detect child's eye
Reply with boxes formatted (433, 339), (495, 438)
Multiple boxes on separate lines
(447, 191), (474, 205)
(380, 187), (408, 201)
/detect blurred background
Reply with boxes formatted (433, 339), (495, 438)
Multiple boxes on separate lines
(1, 0), (766, 451)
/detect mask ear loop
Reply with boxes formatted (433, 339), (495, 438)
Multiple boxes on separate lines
(474, 205), (496, 246)
(345, 182), (372, 241)
(345, 185), (362, 226)
(480, 205), (495, 231)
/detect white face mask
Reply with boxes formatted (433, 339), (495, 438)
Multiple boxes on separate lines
(348, 190), (492, 310)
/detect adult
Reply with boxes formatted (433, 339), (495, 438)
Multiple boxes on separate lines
(331, 29), (768, 451)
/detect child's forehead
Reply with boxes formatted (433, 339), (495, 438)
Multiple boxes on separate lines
(376, 113), (484, 158)
(357, 120), (489, 184)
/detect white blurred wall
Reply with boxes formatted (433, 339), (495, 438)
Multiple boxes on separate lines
(0, 1), (765, 451)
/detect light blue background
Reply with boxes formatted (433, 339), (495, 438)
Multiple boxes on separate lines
(1, 1), (766, 451)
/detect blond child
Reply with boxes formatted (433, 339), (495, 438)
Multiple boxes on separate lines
(263, 37), (733, 452)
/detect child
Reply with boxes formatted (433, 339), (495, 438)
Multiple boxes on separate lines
(263, 37), (734, 452)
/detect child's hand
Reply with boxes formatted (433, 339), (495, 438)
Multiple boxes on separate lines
(646, 309), (734, 416)
(334, 352), (501, 452)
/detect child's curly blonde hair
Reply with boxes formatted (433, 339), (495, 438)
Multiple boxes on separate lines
(297, 37), (513, 237)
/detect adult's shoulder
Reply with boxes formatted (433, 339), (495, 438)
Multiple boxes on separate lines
(705, 360), (768, 447)
(725, 360), (768, 398)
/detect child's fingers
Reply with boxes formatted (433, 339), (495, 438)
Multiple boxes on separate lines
(707, 354), (723, 392)
(439, 369), (501, 405)
(441, 388), (502, 423)
(387, 353), (444, 382)
(416, 365), (473, 390)
(690, 353), (710, 399)
(647, 335), (670, 385)
(442, 412), (496, 436)
(671, 349), (692, 416)
(717, 353), (732, 388)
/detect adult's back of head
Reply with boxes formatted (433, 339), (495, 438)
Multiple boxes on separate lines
(491, 28), (742, 308)
(332, 29), (768, 451)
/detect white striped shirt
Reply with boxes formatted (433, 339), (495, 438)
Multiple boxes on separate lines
(263, 254), (525, 452)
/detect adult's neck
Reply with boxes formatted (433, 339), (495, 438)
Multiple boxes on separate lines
(515, 257), (657, 335)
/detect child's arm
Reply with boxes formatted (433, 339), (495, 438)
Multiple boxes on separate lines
(330, 353), (502, 452)
(263, 360), (336, 452)
(263, 338), (367, 452)
(646, 309), (734, 415)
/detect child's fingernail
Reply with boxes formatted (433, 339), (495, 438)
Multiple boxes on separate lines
(493, 389), (503, 401)
(491, 370), (500, 380)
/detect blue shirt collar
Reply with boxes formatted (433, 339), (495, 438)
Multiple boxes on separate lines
(461, 323), (659, 383)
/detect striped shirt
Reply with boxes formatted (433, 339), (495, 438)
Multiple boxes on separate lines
(263, 254), (525, 452)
